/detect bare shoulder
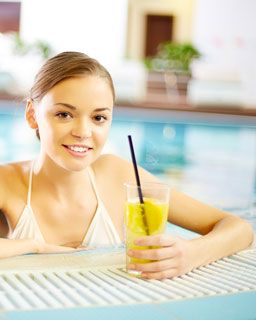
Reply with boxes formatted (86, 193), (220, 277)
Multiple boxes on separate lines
(92, 154), (160, 184)
(93, 154), (129, 171)
(0, 160), (30, 177)
(92, 154), (129, 182)
(0, 160), (31, 207)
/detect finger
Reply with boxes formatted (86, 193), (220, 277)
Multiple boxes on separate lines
(128, 246), (177, 260)
(141, 268), (179, 280)
(128, 258), (177, 272)
(134, 234), (178, 247)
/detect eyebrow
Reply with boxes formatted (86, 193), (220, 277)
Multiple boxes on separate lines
(53, 103), (111, 112)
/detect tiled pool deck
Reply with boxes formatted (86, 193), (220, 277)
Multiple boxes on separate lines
(0, 246), (255, 320)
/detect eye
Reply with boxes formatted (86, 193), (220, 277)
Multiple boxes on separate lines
(93, 115), (108, 123)
(55, 112), (73, 120)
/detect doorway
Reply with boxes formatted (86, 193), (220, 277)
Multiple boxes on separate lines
(145, 14), (174, 58)
(0, 1), (21, 33)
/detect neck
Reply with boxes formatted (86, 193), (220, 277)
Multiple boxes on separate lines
(32, 155), (92, 201)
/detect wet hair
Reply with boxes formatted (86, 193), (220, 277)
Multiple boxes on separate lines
(28, 51), (115, 139)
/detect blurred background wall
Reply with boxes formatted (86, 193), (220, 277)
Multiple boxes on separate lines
(20, 0), (128, 65)
(191, 0), (256, 107)
(1, 0), (256, 104)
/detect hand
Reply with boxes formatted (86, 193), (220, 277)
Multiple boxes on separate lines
(127, 234), (195, 280)
(61, 241), (83, 248)
(33, 240), (78, 254)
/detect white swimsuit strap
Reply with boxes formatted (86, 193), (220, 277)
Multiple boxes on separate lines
(27, 161), (34, 206)
(87, 167), (101, 201)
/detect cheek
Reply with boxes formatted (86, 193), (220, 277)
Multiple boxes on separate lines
(38, 118), (68, 143)
(95, 125), (111, 143)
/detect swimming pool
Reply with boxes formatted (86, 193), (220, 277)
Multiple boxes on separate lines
(1, 100), (256, 229)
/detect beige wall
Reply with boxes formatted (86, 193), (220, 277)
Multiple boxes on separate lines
(127, 0), (196, 60)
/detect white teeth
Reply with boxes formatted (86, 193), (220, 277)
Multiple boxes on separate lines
(68, 146), (89, 153)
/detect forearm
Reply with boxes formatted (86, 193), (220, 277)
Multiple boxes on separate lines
(190, 216), (254, 268)
(0, 238), (38, 259)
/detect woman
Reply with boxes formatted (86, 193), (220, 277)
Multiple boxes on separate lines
(0, 51), (253, 279)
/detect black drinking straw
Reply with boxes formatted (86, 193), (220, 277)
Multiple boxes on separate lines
(128, 135), (149, 235)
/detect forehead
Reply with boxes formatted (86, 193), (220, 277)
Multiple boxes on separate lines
(40, 76), (114, 109)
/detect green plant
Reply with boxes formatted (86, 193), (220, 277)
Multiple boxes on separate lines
(33, 40), (53, 59)
(10, 32), (54, 60)
(146, 42), (201, 74)
(11, 32), (30, 55)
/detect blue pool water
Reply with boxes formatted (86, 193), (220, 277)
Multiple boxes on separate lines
(1, 101), (256, 230)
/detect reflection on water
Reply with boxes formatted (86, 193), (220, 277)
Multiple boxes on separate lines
(1, 104), (256, 230)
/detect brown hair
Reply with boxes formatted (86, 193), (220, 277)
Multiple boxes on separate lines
(28, 51), (115, 139)
(29, 51), (115, 102)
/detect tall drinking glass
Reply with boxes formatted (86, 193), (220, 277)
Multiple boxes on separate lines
(124, 182), (170, 276)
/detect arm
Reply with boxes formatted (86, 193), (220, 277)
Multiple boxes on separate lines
(189, 212), (253, 267)
(96, 154), (254, 278)
(0, 167), (36, 258)
(127, 164), (254, 279)
(0, 238), (39, 258)
(0, 238), (77, 259)
(169, 189), (253, 265)
(0, 166), (76, 259)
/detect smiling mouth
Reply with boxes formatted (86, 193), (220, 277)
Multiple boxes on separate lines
(62, 144), (93, 153)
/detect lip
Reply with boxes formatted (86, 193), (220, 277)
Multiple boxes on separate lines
(63, 144), (93, 148)
(62, 144), (93, 158)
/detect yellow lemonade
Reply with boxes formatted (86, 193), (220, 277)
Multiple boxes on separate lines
(126, 198), (168, 264)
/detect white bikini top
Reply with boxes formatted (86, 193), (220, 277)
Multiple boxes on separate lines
(8, 164), (122, 247)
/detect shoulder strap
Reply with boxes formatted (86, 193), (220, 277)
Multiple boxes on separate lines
(27, 161), (34, 206)
(87, 166), (101, 201)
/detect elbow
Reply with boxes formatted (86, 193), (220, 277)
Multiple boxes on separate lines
(243, 219), (254, 248)
(233, 216), (254, 249)
(210, 214), (254, 250)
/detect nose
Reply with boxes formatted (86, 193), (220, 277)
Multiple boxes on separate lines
(71, 119), (92, 139)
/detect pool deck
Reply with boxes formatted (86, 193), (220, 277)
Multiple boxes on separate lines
(0, 247), (255, 320)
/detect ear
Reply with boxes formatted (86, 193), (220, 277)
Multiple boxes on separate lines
(25, 99), (38, 129)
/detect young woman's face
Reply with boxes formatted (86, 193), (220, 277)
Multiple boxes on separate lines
(34, 76), (114, 171)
